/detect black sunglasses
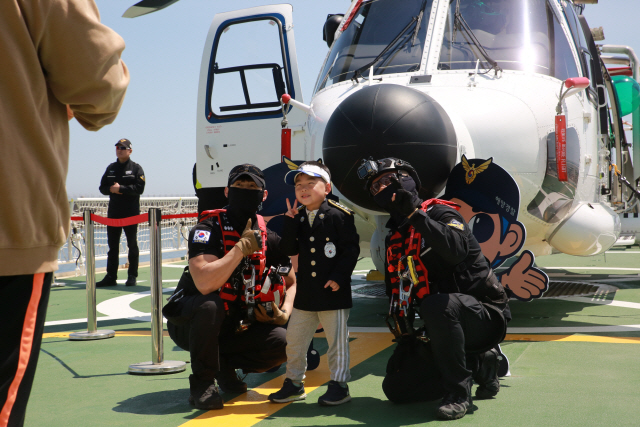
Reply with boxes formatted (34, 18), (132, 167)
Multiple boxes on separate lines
(116, 146), (129, 150)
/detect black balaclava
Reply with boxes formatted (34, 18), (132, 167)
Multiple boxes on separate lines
(226, 187), (264, 230)
(373, 173), (422, 226)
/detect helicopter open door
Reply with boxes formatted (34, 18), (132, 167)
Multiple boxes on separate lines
(196, 5), (305, 189)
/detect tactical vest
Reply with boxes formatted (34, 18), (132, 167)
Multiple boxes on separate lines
(386, 199), (462, 312)
(198, 209), (268, 309)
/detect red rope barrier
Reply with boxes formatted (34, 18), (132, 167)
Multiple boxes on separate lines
(91, 213), (148, 227)
(70, 212), (197, 224)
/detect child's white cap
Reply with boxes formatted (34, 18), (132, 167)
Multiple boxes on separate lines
(284, 164), (331, 185)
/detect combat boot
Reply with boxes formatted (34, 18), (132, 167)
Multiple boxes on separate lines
(437, 392), (472, 420)
(189, 375), (223, 410)
(474, 348), (500, 399)
(216, 365), (247, 394)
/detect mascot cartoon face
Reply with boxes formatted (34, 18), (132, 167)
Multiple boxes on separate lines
(443, 155), (549, 301)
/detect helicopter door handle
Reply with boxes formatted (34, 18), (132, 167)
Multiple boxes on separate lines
(204, 145), (217, 159)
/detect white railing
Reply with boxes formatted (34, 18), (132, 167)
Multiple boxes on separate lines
(59, 197), (198, 268)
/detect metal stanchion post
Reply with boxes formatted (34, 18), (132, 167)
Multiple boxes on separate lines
(69, 210), (115, 340)
(129, 208), (186, 374)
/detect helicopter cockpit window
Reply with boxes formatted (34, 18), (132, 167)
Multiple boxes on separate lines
(314, 0), (434, 92)
(438, 0), (578, 81)
(208, 19), (289, 119)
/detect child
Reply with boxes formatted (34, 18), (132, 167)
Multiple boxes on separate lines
(269, 161), (360, 406)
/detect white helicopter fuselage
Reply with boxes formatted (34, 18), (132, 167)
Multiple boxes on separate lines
(196, 0), (626, 270)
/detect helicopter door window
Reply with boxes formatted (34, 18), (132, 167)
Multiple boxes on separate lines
(438, 0), (578, 80)
(561, 2), (589, 58)
(550, 8), (580, 82)
(561, 3), (597, 102)
(314, 0), (434, 93)
(527, 128), (580, 223)
(208, 19), (289, 119)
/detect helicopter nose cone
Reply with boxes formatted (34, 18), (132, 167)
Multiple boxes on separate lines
(323, 84), (457, 212)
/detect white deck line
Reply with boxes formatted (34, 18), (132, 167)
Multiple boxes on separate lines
(544, 267), (640, 271)
(45, 280), (640, 333)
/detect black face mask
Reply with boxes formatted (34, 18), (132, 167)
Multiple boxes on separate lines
(226, 187), (264, 228)
(373, 181), (404, 219)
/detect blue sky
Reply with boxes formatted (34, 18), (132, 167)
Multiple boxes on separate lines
(67, 0), (640, 198)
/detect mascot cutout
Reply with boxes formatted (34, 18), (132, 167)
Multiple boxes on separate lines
(443, 155), (549, 302)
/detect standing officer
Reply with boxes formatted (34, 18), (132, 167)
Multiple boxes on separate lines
(359, 157), (509, 421)
(97, 138), (145, 287)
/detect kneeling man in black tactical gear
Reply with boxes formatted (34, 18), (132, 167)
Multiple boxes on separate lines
(164, 164), (297, 410)
(359, 158), (510, 421)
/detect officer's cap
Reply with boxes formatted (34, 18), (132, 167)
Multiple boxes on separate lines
(228, 164), (266, 189)
(115, 138), (131, 149)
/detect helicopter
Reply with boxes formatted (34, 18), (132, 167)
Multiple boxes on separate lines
(187, 0), (640, 298)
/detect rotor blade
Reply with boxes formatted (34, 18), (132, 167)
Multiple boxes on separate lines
(122, 0), (181, 18)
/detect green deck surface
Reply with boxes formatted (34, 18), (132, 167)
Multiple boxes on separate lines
(24, 249), (640, 426)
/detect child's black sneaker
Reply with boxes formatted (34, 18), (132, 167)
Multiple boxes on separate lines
(268, 378), (306, 403)
(318, 381), (351, 406)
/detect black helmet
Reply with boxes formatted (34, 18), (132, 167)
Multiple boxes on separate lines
(357, 157), (422, 192)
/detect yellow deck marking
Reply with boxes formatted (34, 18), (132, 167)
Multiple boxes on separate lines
(505, 334), (640, 344)
(42, 330), (171, 339)
(180, 332), (393, 427)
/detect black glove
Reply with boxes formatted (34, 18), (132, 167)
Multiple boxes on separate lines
(391, 188), (421, 217)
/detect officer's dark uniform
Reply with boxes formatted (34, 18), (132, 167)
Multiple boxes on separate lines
(99, 158), (145, 278)
(166, 212), (292, 386)
(383, 203), (509, 402)
(280, 199), (360, 311)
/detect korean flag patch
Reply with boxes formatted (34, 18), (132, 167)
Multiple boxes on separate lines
(447, 219), (465, 231)
(193, 230), (211, 244)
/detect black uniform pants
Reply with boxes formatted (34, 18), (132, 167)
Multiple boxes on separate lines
(166, 292), (287, 382)
(0, 273), (52, 427)
(106, 224), (139, 278)
(421, 292), (504, 398)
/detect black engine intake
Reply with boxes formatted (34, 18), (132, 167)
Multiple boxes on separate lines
(323, 84), (458, 212)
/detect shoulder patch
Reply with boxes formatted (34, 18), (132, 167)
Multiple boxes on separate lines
(328, 199), (353, 215)
(192, 230), (211, 243)
(447, 219), (465, 231)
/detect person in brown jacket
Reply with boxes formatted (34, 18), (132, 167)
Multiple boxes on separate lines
(0, 1), (129, 426)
